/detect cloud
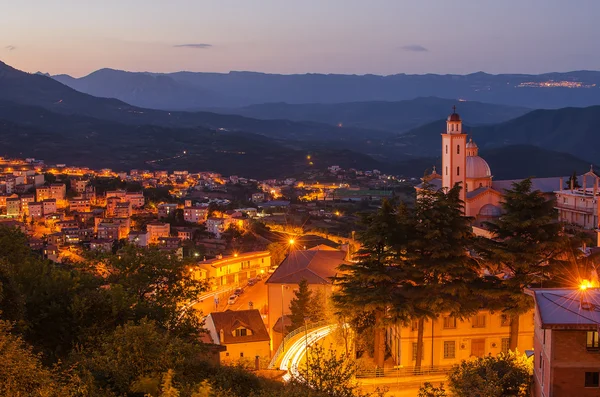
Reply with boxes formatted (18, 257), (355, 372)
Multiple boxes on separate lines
(173, 43), (212, 49)
(401, 44), (428, 52)
(5, 45), (16, 51)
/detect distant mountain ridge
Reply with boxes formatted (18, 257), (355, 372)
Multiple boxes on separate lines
(52, 67), (600, 109)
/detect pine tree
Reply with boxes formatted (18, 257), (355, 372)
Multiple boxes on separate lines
(288, 279), (313, 332)
(402, 182), (481, 371)
(332, 200), (414, 368)
(482, 178), (566, 351)
(565, 171), (581, 189)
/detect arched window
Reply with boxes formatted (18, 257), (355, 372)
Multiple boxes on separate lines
(457, 145), (460, 154)
(457, 166), (460, 176)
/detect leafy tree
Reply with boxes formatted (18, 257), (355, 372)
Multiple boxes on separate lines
(418, 382), (447, 397)
(447, 352), (533, 397)
(482, 178), (566, 350)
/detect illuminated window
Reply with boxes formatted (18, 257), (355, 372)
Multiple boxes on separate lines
(587, 331), (599, 350)
(443, 341), (456, 359)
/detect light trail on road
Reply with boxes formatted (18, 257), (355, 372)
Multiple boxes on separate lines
(279, 324), (337, 382)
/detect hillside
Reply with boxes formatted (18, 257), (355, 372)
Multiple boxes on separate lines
(0, 61), (391, 142)
(392, 145), (595, 180)
(389, 106), (600, 164)
(53, 68), (600, 109)
(214, 97), (529, 133)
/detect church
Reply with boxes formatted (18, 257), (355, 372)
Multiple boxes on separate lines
(418, 108), (566, 226)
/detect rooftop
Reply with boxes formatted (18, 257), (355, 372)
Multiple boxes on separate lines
(527, 288), (600, 329)
(266, 249), (349, 285)
(207, 309), (270, 344)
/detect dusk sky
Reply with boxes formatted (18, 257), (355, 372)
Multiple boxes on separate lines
(2, 0), (600, 77)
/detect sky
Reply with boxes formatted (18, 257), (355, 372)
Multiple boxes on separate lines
(2, 0), (600, 77)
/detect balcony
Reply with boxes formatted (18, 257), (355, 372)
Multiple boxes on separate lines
(555, 203), (595, 215)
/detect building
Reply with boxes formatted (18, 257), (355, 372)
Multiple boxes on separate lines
(205, 309), (271, 363)
(28, 202), (43, 218)
(418, 108), (567, 224)
(50, 184), (66, 200)
(6, 197), (20, 217)
(128, 231), (149, 247)
(158, 203), (178, 219)
(20, 194), (35, 215)
(74, 179), (89, 194)
(125, 192), (145, 208)
(147, 222), (170, 244)
(114, 201), (132, 218)
(36, 186), (51, 201)
(195, 251), (271, 290)
(106, 197), (121, 217)
(97, 223), (120, 241)
(90, 239), (113, 252)
(251, 193), (265, 203)
(554, 168), (600, 231)
(158, 236), (181, 250)
(95, 217), (131, 239)
(69, 198), (91, 212)
(42, 199), (57, 215)
(266, 247), (349, 349)
(183, 206), (208, 223)
(386, 310), (534, 370)
(529, 288), (600, 397)
(206, 218), (226, 238)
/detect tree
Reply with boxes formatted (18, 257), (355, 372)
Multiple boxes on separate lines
(288, 279), (313, 332)
(402, 182), (481, 371)
(565, 171), (581, 189)
(333, 200), (413, 368)
(447, 352), (533, 397)
(482, 178), (566, 351)
(418, 382), (447, 397)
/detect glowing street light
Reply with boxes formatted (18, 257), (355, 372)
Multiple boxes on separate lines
(289, 238), (295, 245)
(580, 279), (593, 291)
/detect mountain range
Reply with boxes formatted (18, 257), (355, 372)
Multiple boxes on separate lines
(52, 68), (600, 110)
(0, 60), (597, 179)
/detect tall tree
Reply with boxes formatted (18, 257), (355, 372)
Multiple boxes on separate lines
(565, 171), (581, 189)
(402, 182), (481, 371)
(333, 200), (413, 368)
(482, 178), (566, 351)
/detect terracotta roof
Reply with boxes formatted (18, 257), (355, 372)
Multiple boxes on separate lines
(527, 288), (600, 329)
(207, 309), (270, 344)
(266, 249), (348, 285)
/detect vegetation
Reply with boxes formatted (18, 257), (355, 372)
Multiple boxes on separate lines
(447, 352), (533, 397)
(287, 279), (325, 332)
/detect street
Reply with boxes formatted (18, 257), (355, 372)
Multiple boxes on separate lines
(192, 278), (269, 320)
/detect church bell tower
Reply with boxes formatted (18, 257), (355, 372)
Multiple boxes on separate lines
(441, 106), (467, 205)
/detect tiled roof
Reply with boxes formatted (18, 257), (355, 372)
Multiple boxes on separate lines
(266, 249), (348, 285)
(207, 309), (270, 344)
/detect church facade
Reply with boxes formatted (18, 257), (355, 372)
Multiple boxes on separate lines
(418, 108), (567, 225)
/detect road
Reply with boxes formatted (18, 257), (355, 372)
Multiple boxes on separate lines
(191, 277), (269, 318)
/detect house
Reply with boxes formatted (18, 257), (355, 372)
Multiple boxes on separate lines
(158, 203), (178, 219)
(183, 206), (208, 223)
(195, 251), (271, 290)
(251, 193), (265, 203)
(128, 231), (149, 247)
(94, 217), (130, 239)
(44, 244), (59, 262)
(177, 228), (194, 241)
(125, 192), (145, 208)
(28, 202), (43, 218)
(114, 201), (132, 218)
(36, 186), (51, 201)
(6, 197), (21, 217)
(266, 247), (349, 349)
(147, 222), (170, 244)
(106, 197), (121, 217)
(69, 198), (91, 212)
(205, 309), (271, 363)
(50, 184), (66, 200)
(97, 223), (120, 240)
(20, 194), (35, 214)
(206, 218), (226, 238)
(73, 179), (89, 194)
(528, 288), (600, 397)
(554, 167), (600, 231)
(386, 310), (534, 369)
(42, 199), (57, 215)
(90, 239), (113, 252)
(158, 236), (181, 250)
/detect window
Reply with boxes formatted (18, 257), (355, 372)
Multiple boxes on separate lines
(457, 166), (460, 176)
(443, 316), (456, 329)
(446, 145), (448, 154)
(500, 314), (511, 327)
(501, 338), (510, 354)
(457, 145), (460, 154)
(240, 352), (244, 358)
(412, 342), (424, 361)
(472, 314), (486, 328)
(446, 166), (448, 176)
(587, 331), (599, 350)
(234, 328), (252, 337)
(585, 372), (600, 388)
(443, 341), (456, 359)
(411, 320), (418, 331)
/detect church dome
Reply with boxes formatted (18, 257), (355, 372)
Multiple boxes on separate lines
(447, 112), (461, 122)
(466, 156), (492, 179)
(466, 139), (478, 148)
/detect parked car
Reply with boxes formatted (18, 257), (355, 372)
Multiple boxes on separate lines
(227, 295), (238, 305)
(234, 288), (244, 296)
(247, 278), (257, 286)
(268, 267), (277, 274)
